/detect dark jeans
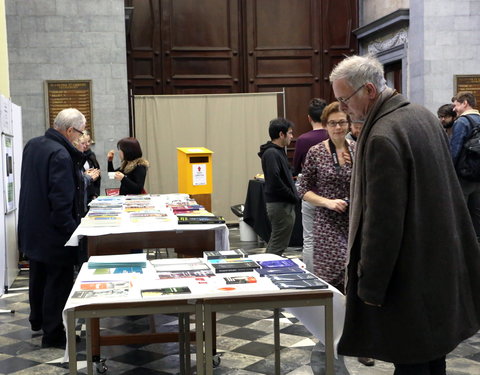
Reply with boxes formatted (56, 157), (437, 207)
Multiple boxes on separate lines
(265, 201), (295, 256)
(29, 259), (74, 340)
(394, 356), (446, 375)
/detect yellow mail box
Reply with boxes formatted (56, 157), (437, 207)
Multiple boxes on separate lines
(177, 147), (213, 195)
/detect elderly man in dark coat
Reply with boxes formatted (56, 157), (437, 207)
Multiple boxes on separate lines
(18, 108), (86, 348)
(330, 55), (480, 374)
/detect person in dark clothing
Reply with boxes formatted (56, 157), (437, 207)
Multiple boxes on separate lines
(18, 108), (86, 348)
(331, 54), (480, 375)
(292, 98), (328, 176)
(107, 137), (149, 195)
(292, 98), (328, 271)
(258, 118), (298, 255)
(437, 103), (456, 137)
(82, 131), (101, 203)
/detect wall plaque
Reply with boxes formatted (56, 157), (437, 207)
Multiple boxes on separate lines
(454, 75), (480, 109)
(44, 80), (94, 138)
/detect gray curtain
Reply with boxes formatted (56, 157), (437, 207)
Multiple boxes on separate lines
(134, 93), (279, 221)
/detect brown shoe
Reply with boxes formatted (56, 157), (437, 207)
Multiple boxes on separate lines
(358, 357), (375, 366)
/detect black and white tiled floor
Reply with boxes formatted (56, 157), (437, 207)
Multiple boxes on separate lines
(1, 226), (480, 374)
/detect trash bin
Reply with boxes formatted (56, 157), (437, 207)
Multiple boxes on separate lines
(231, 204), (257, 242)
(239, 218), (257, 241)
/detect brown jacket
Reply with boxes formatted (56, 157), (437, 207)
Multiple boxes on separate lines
(338, 88), (480, 363)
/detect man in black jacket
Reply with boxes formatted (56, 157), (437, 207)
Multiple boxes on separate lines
(258, 118), (298, 255)
(18, 108), (86, 348)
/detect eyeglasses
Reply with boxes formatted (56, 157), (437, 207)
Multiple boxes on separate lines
(326, 119), (349, 128)
(337, 84), (365, 105)
(71, 127), (84, 135)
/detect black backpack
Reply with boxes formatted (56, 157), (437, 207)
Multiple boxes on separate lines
(456, 115), (480, 181)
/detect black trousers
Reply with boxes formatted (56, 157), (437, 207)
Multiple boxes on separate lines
(29, 259), (74, 340)
(394, 356), (446, 375)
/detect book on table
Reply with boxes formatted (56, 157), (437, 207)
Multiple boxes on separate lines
(210, 260), (260, 273)
(88, 254), (147, 269)
(203, 249), (247, 260)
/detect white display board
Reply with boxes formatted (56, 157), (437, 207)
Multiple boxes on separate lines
(2, 134), (14, 213)
(0, 99), (23, 294)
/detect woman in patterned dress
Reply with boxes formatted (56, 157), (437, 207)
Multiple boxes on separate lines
(297, 101), (354, 291)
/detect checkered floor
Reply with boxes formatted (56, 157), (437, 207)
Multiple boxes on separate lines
(1, 226), (480, 374)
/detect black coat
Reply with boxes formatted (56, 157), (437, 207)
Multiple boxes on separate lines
(108, 158), (149, 195)
(18, 128), (85, 265)
(338, 88), (480, 363)
(84, 149), (101, 203)
(258, 141), (298, 204)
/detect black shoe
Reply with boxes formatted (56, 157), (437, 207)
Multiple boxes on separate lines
(31, 325), (42, 332)
(358, 357), (375, 366)
(42, 335), (66, 348)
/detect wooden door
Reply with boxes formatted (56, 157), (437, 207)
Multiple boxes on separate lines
(126, 0), (162, 95)
(321, 0), (358, 102)
(160, 0), (242, 94)
(125, 0), (358, 140)
(244, 0), (357, 137)
(244, 0), (322, 137)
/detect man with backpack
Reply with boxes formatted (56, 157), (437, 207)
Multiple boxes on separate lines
(450, 91), (480, 240)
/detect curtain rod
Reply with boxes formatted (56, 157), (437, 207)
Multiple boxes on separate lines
(133, 92), (284, 99)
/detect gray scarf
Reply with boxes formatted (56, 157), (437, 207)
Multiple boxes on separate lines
(347, 87), (397, 252)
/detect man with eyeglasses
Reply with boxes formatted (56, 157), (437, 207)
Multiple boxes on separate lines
(19, 108), (86, 348)
(329, 55), (480, 375)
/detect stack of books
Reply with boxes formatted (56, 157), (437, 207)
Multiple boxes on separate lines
(82, 196), (125, 226)
(150, 258), (215, 279)
(255, 258), (328, 289)
(204, 250), (260, 274)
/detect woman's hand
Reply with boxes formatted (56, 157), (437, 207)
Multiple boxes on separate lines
(114, 171), (125, 181)
(342, 151), (352, 164)
(326, 198), (348, 213)
(85, 168), (100, 181)
(107, 150), (115, 161)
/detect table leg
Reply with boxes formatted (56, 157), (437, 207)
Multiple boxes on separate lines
(91, 317), (100, 361)
(195, 303), (204, 375)
(178, 313), (187, 375)
(324, 300), (334, 375)
(86, 318), (94, 375)
(184, 313), (191, 373)
(274, 308), (280, 375)
(67, 310), (78, 375)
(203, 304), (214, 374)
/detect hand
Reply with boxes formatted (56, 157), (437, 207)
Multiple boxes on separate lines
(107, 150), (115, 161)
(85, 168), (100, 181)
(114, 171), (124, 181)
(342, 151), (352, 164)
(326, 198), (348, 213)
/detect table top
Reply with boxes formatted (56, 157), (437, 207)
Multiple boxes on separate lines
(65, 193), (228, 247)
(64, 254), (336, 312)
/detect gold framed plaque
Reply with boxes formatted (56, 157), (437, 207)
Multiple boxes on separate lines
(44, 80), (94, 139)
(454, 75), (480, 109)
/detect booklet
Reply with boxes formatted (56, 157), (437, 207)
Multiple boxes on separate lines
(141, 286), (191, 297)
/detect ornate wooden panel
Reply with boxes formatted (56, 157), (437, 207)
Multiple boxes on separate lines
(126, 0), (162, 95)
(245, 0), (321, 135)
(321, 0), (358, 102)
(125, 0), (358, 139)
(160, 0), (242, 94)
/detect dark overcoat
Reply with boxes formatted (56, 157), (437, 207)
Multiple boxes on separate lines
(18, 128), (84, 265)
(338, 88), (480, 363)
